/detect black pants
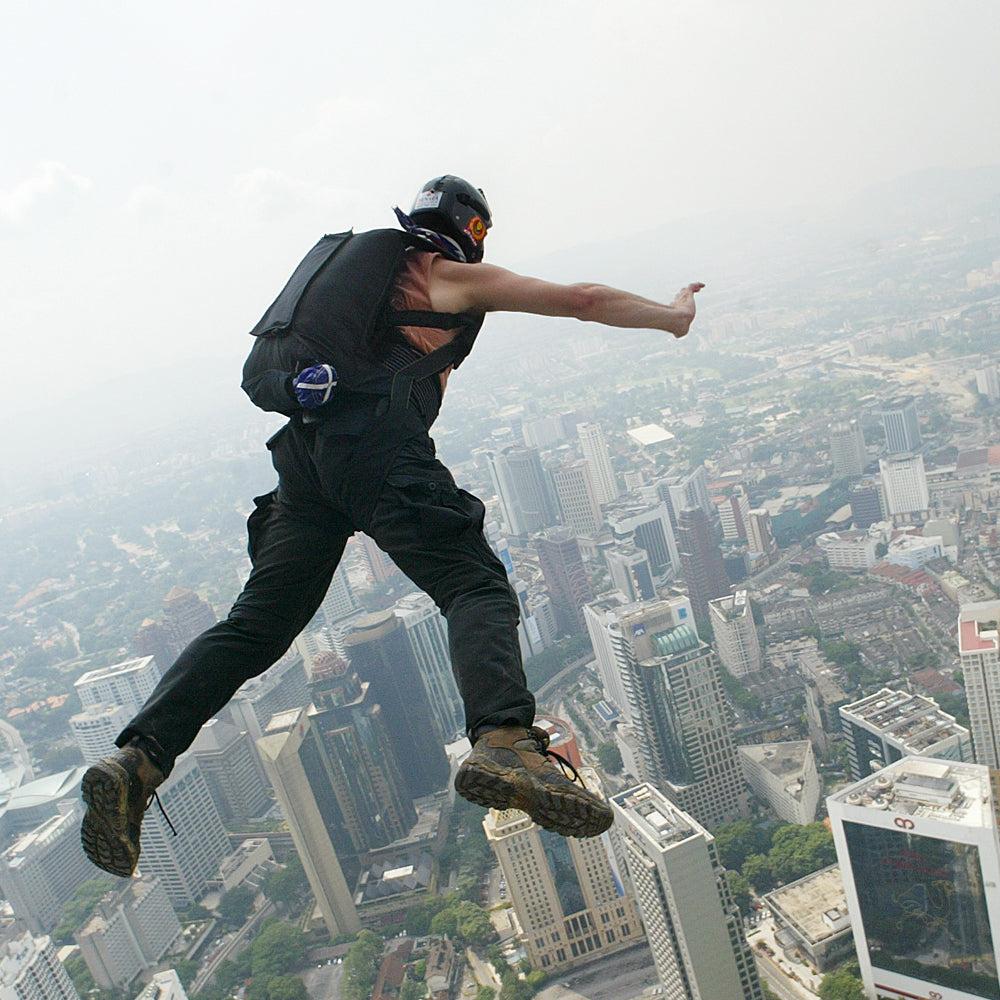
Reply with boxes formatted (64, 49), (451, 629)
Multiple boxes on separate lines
(118, 417), (535, 775)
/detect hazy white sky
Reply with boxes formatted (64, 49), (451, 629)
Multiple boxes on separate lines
(2, 0), (999, 419)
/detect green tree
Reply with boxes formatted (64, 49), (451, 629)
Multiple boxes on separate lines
(218, 885), (255, 927)
(767, 823), (836, 886)
(476, 989), (496, 1000)
(265, 975), (308, 1000)
(713, 820), (775, 871)
(742, 853), (774, 893)
(54, 877), (115, 944)
(250, 922), (307, 980)
(262, 856), (309, 908)
(596, 742), (623, 774)
(399, 978), (425, 1000)
(341, 930), (383, 1000)
(818, 967), (866, 1000)
(173, 959), (200, 988)
(725, 870), (752, 915)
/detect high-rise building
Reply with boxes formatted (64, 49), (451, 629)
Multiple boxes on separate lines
(343, 612), (449, 798)
(535, 527), (594, 636)
(552, 460), (603, 536)
(975, 364), (1000, 402)
(605, 544), (656, 602)
(958, 600), (1000, 766)
(879, 454), (929, 519)
(0, 805), (92, 935)
(658, 466), (713, 528)
(394, 593), (464, 744)
(829, 420), (867, 479)
(848, 479), (884, 530)
(317, 565), (359, 629)
(583, 594), (631, 721)
(708, 591), (763, 679)
(134, 970), (187, 1000)
(0, 929), (81, 1000)
(881, 397), (922, 454)
(75, 877), (180, 990)
(675, 507), (730, 628)
(483, 769), (643, 972)
(229, 650), (309, 740)
(256, 710), (361, 940)
(829, 757), (1000, 1000)
(610, 598), (749, 828)
(605, 499), (679, 574)
(132, 620), (174, 673)
(745, 507), (777, 558)
(839, 687), (973, 779)
(521, 414), (566, 450)
(737, 742), (819, 825)
(359, 532), (402, 585)
(189, 717), (270, 824)
(611, 784), (762, 1000)
(137, 755), (231, 908)
(715, 485), (751, 542)
(576, 422), (619, 505)
(487, 447), (559, 536)
(161, 587), (216, 654)
(75, 657), (162, 714)
(69, 704), (132, 766)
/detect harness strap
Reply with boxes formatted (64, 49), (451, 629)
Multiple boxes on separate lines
(387, 308), (480, 330)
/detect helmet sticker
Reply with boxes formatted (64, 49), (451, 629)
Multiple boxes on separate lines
(466, 216), (487, 242)
(413, 189), (443, 210)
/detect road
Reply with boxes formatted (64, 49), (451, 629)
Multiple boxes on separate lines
(536, 655), (595, 703)
(755, 953), (818, 1000)
(192, 901), (275, 994)
(466, 947), (502, 991)
(535, 945), (659, 1000)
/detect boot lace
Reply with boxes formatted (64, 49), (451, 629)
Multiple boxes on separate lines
(146, 791), (177, 837)
(528, 728), (583, 786)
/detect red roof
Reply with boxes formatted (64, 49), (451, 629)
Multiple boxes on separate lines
(960, 618), (997, 654)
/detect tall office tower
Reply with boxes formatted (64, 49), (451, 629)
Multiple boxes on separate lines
(535, 527), (594, 636)
(658, 465), (713, 528)
(611, 785), (763, 1000)
(829, 420), (867, 479)
(161, 587), (216, 653)
(958, 600), (1000, 766)
(75, 656), (162, 714)
(715, 486), (751, 542)
(132, 620), (174, 673)
(394, 593), (464, 744)
(606, 499), (679, 574)
(708, 591), (763, 679)
(605, 544), (656, 602)
(487, 447), (559, 537)
(552, 460), (603, 536)
(137, 755), (230, 908)
(576, 422), (619, 505)
(483, 769), (643, 972)
(881, 397), (922, 453)
(317, 565), (359, 629)
(879, 454), (929, 519)
(975, 364), (1000, 402)
(189, 717), (269, 823)
(525, 593), (558, 648)
(343, 611), (449, 798)
(583, 594), (631, 721)
(840, 687), (973, 780)
(521, 413), (566, 450)
(69, 704), (132, 766)
(829, 757), (1000, 1000)
(675, 507), (730, 628)
(0, 805), (92, 934)
(230, 650), (309, 740)
(76, 877), (180, 990)
(134, 970), (187, 1000)
(611, 598), (749, 828)
(360, 532), (401, 585)
(488, 533), (547, 661)
(745, 508), (777, 556)
(0, 929), (81, 1000)
(848, 479), (884, 529)
(256, 710), (361, 940)
(309, 657), (416, 851)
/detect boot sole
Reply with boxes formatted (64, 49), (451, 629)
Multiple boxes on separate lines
(80, 760), (138, 878)
(455, 759), (614, 838)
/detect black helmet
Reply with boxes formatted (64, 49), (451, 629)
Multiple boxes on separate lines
(409, 175), (492, 263)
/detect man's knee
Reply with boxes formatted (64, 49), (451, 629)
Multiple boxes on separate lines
(440, 572), (520, 623)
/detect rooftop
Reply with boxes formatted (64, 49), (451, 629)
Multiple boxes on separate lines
(738, 742), (813, 792)
(627, 423), (675, 446)
(610, 783), (701, 849)
(75, 656), (155, 688)
(708, 590), (751, 622)
(764, 865), (851, 947)
(958, 601), (1000, 655)
(840, 688), (968, 752)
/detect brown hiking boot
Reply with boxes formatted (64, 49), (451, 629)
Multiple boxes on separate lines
(455, 725), (614, 838)
(80, 743), (165, 877)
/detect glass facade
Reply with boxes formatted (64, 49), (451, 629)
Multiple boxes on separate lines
(539, 828), (585, 917)
(843, 821), (999, 999)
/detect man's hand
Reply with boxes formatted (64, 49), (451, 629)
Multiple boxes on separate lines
(668, 282), (706, 339)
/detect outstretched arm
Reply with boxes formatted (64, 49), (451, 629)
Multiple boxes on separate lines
(428, 258), (705, 338)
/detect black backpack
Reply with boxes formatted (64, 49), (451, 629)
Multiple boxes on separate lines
(242, 228), (483, 417)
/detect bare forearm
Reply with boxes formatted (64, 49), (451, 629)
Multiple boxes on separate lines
(576, 283), (695, 336)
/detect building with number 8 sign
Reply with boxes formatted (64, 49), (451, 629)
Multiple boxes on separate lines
(827, 756), (1000, 1000)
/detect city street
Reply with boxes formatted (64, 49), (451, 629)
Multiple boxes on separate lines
(535, 945), (660, 1000)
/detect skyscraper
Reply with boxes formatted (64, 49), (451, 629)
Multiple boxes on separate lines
(611, 598), (749, 828)
(605, 499), (679, 574)
(828, 757), (1000, 1000)
(256, 710), (361, 940)
(343, 611), (449, 798)
(161, 587), (216, 654)
(708, 591), (763, 679)
(746, 508), (777, 558)
(535, 527), (594, 636)
(829, 420), (867, 479)
(486, 447), (559, 536)
(0, 929), (81, 1000)
(881, 397), (921, 453)
(958, 600), (1000, 767)
(879, 454), (929, 520)
(576, 422), (619, 505)
(675, 507), (730, 628)
(605, 544), (656, 602)
(317, 565), (359, 629)
(658, 465), (713, 527)
(715, 485), (751, 542)
(189, 717), (270, 824)
(583, 593), (631, 721)
(360, 532), (402, 585)
(848, 480), (884, 529)
(132, 620), (175, 673)
(483, 769), (643, 972)
(75, 657), (162, 714)
(69, 704), (132, 766)
(611, 784), (762, 1000)
(229, 650), (309, 740)
(552, 460), (603, 536)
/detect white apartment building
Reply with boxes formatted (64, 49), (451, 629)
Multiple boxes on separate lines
(576, 422), (619, 505)
(708, 591), (763, 678)
(0, 931), (80, 1000)
(134, 970), (187, 1000)
(879, 453), (929, 520)
(583, 594), (631, 722)
(737, 742), (820, 825)
(74, 657), (161, 714)
(975, 364), (1000, 402)
(552, 460), (603, 536)
(69, 704), (132, 766)
(958, 600), (1000, 767)
(815, 530), (878, 570)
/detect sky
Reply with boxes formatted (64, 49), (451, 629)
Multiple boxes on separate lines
(2, 0), (999, 427)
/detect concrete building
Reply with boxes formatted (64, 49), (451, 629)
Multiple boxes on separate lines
(708, 591), (763, 679)
(74, 657), (161, 714)
(217, 838), (274, 892)
(160, 587), (215, 655)
(604, 544), (656, 603)
(317, 565), (359, 629)
(133, 970), (187, 1000)
(484, 768), (643, 972)
(881, 397), (921, 454)
(611, 784), (762, 1000)
(816, 530), (878, 570)
(486, 447), (558, 536)
(605, 499), (679, 574)
(746, 507), (778, 559)
(658, 466), (713, 527)
(552, 460), (603, 536)
(611, 597), (749, 828)
(583, 594), (631, 721)
(69, 704), (132, 766)
(737, 742), (820, 825)
(576, 422), (619, 505)
(975, 364), (1000, 402)
(0, 930), (80, 1000)
(189, 717), (270, 824)
(885, 532), (946, 569)
(829, 420), (867, 479)
(763, 866), (853, 972)
(535, 527), (594, 636)
(879, 453), (929, 520)
(0, 805), (91, 935)
(229, 650), (309, 740)
(675, 507), (730, 628)
(75, 877), (180, 990)
(848, 480), (884, 529)
(958, 600), (1000, 767)
(256, 710), (361, 940)
(715, 485), (751, 542)
(829, 757), (1000, 1000)
(840, 687), (973, 779)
